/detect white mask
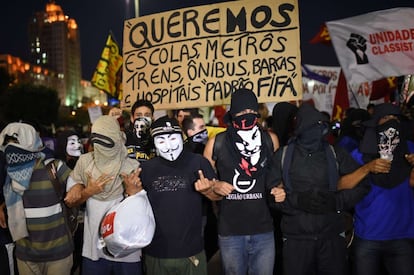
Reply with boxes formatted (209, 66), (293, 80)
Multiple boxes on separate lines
(154, 133), (183, 161)
(66, 135), (82, 157)
(235, 125), (262, 165)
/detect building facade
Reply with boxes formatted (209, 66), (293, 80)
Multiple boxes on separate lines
(28, 2), (82, 106)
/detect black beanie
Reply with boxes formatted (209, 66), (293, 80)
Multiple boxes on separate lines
(223, 88), (259, 124)
(150, 116), (182, 137)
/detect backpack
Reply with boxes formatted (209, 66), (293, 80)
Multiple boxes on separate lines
(46, 160), (79, 236)
(280, 143), (354, 248)
(280, 143), (338, 192)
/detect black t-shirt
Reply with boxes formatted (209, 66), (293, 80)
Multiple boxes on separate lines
(140, 151), (216, 258)
(213, 131), (275, 236)
(125, 129), (155, 163)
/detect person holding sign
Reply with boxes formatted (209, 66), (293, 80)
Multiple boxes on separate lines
(203, 88), (285, 275)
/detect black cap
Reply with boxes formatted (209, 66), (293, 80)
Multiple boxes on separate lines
(150, 116), (182, 137)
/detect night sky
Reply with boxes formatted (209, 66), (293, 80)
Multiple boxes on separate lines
(1, 0), (413, 80)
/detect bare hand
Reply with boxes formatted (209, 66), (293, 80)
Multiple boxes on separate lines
(367, 158), (391, 174)
(64, 184), (84, 205)
(85, 172), (114, 195)
(405, 154), (414, 166)
(195, 170), (214, 194)
(270, 186), (286, 202)
(0, 203), (7, 228)
(211, 180), (234, 197)
(121, 168), (143, 196)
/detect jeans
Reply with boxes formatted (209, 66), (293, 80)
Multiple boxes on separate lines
(82, 257), (142, 275)
(352, 237), (414, 275)
(218, 231), (275, 275)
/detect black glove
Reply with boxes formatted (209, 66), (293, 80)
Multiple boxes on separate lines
(297, 190), (337, 214)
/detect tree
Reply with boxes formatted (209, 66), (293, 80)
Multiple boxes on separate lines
(1, 84), (60, 125)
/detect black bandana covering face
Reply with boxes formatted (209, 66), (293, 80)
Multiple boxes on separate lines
(377, 119), (400, 161)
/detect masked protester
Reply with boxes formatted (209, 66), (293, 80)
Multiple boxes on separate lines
(139, 117), (220, 275)
(339, 103), (414, 275)
(202, 88), (285, 275)
(182, 113), (209, 155)
(55, 130), (85, 274)
(268, 103), (371, 275)
(0, 122), (74, 275)
(125, 100), (156, 163)
(55, 130), (83, 169)
(336, 108), (370, 153)
(64, 115), (144, 275)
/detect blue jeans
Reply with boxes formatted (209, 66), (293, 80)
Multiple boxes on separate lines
(218, 232), (275, 275)
(352, 237), (414, 275)
(82, 257), (142, 275)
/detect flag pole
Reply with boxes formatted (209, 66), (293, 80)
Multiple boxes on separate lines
(134, 0), (140, 17)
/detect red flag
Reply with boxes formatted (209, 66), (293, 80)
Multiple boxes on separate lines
(370, 77), (397, 101)
(331, 71), (349, 121)
(309, 23), (331, 45)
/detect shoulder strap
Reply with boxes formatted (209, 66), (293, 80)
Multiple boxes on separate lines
(263, 131), (274, 152)
(281, 143), (339, 192)
(281, 143), (294, 193)
(46, 160), (63, 200)
(212, 132), (226, 161)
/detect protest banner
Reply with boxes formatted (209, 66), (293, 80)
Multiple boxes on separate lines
(327, 8), (414, 90)
(122, 0), (301, 110)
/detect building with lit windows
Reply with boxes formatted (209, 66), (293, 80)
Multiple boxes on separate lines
(0, 54), (61, 91)
(28, 2), (81, 106)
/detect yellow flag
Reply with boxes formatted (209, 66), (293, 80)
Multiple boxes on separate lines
(91, 33), (123, 99)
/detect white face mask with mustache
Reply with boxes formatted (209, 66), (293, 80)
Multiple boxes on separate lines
(154, 133), (183, 161)
(66, 135), (83, 157)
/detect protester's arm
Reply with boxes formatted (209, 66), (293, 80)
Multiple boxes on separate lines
(0, 202), (6, 228)
(203, 135), (216, 168)
(195, 170), (234, 201)
(64, 173), (114, 207)
(337, 158), (391, 190)
(405, 153), (414, 187)
(268, 131), (280, 152)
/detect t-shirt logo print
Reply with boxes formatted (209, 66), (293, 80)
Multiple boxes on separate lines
(232, 125), (262, 193)
(232, 169), (256, 193)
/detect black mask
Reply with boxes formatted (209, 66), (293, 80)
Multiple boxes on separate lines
(297, 122), (328, 152)
(232, 113), (258, 130)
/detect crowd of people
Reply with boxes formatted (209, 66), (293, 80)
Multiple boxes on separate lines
(1, 88), (414, 275)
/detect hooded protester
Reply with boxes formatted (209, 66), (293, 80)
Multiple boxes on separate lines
(268, 103), (371, 275)
(64, 115), (144, 275)
(271, 102), (298, 146)
(202, 88), (286, 275)
(0, 122), (74, 275)
(336, 108), (370, 153)
(340, 103), (414, 275)
(139, 116), (218, 275)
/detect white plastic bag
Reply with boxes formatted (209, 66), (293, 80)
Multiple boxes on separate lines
(100, 190), (155, 258)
